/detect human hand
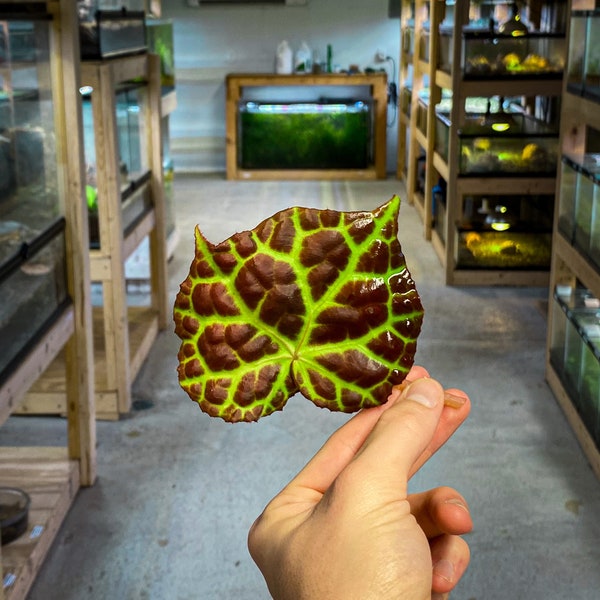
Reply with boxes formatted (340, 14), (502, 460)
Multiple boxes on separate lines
(248, 366), (472, 600)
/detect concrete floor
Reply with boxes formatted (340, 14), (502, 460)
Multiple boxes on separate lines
(4, 175), (600, 599)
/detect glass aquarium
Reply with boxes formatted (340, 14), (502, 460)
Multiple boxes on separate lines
(557, 157), (579, 243)
(568, 9), (600, 101)
(550, 292), (569, 379)
(438, 25), (454, 73)
(416, 97), (428, 136)
(81, 83), (152, 248)
(454, 194), (554, 269)
(238, 101), (372, 170)
(419, 24), (430, 63)
(0, 9), (71, 381)
(574, 310), (600, 443)
(457, 112), (558, 176)
(571, 154), (600, 263)
(400, 84), (412, 117)
(401, 22), (415, 56)
(78, 0), (147, 60)
(461, 31), (565, 79)
(146, 19), (175, 90)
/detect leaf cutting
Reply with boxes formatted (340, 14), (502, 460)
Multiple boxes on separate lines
(173, 195), (424, 422)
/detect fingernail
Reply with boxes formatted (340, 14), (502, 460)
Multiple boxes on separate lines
(444, 497), (469, 513)
(443, 392), (467, 409)
(433, 558), (455, 584)
(404, 380), (439, 409)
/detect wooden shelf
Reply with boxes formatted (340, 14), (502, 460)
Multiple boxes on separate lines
(0, 448), (79, 600)
(405, 0), (564, 285)
(546, 364), (600, 480)
(225, 72), (388, 180)
(22, 306), (159, 420)
(0, 2), (96, 597)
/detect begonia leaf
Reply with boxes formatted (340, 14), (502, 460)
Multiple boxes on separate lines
(173, 195), (424, 422)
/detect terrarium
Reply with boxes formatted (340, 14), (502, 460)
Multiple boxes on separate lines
(81, 83), (152, 248)
(0, 10), (70, 382)
(419, 23), (430, 63)
(583, 11), (600, 101)
(438, 24), (454, 73)
(146, 19), (175, 90)
(458, 112), (558, 176)
(455, 194), (554, 269)
(573, 154), (600, 262)
(401, 22), (415, 56)
(78, 0), (147, 60)
(238, 101), (372, 170)
(461, 31), (565, 79)
(573, 310), (600, 442)
(416, 97), (428, 136)
(557, 156), (579, 243)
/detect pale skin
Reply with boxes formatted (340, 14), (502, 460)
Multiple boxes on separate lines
(248, 366), (472, 600)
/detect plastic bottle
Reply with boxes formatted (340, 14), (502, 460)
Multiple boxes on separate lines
(294, 41), (312, 73)
(275, 40), (293, 74)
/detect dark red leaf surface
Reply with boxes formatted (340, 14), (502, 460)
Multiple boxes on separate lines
(173, 195), (424, 422)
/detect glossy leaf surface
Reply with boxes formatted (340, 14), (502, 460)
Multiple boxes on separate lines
(173, 195), (424, 422)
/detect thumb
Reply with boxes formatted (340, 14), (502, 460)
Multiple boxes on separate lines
(350, 377), (445, 499)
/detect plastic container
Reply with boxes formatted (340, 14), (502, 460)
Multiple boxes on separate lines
(275, 40), (293, 74)
(294, 41), (312, 73)
(0, 487), (30, 545)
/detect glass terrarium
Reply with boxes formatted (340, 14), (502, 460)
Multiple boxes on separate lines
(0, 10), (71, 381)
(583, 11), (600, 101)
(419, 23), (430, 63)
(238, 101), (372, 170)
(573, 310), (600, 442)
(146, 19), (175, 90)
(438, 25), (454, 73)
(416, 97), (428, 136)
(573, 154), (600, 262)
(78, 0), (147, 60)
(566, 11), (588, 95)
(81, 83), (152, 248)
(455, 194), (554, 269)
(461, 31), (566, 79)
(458, 112), (558, 176)
(550, 292), (569, 379)
(557, 157), (579, 243)
(401, 22), (415, 56)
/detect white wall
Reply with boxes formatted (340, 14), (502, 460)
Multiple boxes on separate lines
(161, 0), (400, 174)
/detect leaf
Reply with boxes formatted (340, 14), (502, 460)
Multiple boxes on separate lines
(173, 195), (424, 422)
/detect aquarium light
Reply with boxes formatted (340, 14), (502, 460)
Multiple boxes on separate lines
(492, 122), (511, 132)
(243, 101), (367, 114)
(79, 85), (94, 96)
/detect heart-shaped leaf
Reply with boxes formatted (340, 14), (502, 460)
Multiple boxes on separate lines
(173, 195), (424, 422)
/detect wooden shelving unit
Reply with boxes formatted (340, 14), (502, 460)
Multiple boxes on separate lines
(397, 0), (415, 181)
(546, 1), (600, 479)
(21, 53), (169, 420)
(405, 0), (565, 285)
(225, 73), (388, 180)
(0, 1), (95, 598)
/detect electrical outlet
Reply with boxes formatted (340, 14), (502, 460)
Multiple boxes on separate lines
(375, 50), (387, 63)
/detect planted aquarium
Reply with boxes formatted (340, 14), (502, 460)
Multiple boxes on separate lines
(0, 9), (71, 382)
(457, 112), (558, 176)
(455, 193), (554, 270)
(81, 83), (152, 247)
(461, 31), (565, 79)
(238, 101), (372, 170)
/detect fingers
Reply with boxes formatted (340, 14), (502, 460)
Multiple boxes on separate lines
(348, 378), (446, 500)
(408, 486), (473, 539)
(408, 387), (470, 478)
(431, 533), (471, 595)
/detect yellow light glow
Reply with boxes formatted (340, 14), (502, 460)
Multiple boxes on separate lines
(491, 222), (511, 232)
(492, 123), (510, 132)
